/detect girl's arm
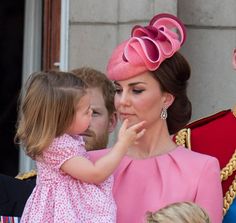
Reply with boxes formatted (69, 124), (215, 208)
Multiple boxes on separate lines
(61, 120), (145, 184)
(195, 157), (223, 223)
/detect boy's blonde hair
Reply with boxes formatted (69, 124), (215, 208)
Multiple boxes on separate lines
(146, 202), (211, 223)
(15, 71), (87, 159)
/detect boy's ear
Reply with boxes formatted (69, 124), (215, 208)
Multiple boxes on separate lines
(108, 112), (118, 133)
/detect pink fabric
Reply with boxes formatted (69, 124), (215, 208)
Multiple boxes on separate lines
(107, 13), (186, 81)
(90, 146), (223, 223)
(21, 134), (116, 223)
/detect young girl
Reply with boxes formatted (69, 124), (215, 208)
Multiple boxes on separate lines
(146, 202), (211, 223)
(17, 71), (145, 223)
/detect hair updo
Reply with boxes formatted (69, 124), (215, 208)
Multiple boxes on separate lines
(151, 52), (192, 134)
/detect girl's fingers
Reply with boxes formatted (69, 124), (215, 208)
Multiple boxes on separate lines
(120, 119), (129, 131)
(128, 121), (146, 132)
(136, 129), (146, 139)
(134, 129), (146, 144)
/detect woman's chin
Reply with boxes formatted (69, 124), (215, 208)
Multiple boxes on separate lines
(121, 118), (138, 127)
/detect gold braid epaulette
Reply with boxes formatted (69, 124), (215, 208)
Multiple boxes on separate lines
(223, 175), (236, 215)
(15, 169), (37, 180)
(221, 150), (236, 181)
(175, 128), (191, 149)
(221, 150), (236, 215)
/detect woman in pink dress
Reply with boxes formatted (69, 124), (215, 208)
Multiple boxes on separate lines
(17, 71), (146, 223)
(90, 13), (223, 223)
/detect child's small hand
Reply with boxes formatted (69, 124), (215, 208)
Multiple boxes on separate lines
(118, 119), (146, 147)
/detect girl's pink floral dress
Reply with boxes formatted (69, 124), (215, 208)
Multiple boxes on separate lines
(20, 134), (116, 223)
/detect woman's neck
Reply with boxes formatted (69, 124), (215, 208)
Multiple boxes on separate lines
(127, 121), (177, 159)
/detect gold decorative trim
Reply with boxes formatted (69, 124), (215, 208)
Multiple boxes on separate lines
(232, 105), (236, 118)
(15, 169), (37, 180)
(223, 175), (236, 215)
(221, 150), (236, 215)
(175, 128), (191, 150)
(221, 150), (236, 181)
(175, 128), (187, 147)
(186, 128), (191, 149)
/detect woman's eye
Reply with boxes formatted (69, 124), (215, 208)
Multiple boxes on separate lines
(115, 88), (122, 94)
(133, 89), (144, 94)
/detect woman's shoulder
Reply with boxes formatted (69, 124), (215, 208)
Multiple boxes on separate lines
(170, 147), (221, 182)
(175, 146), (219, 166)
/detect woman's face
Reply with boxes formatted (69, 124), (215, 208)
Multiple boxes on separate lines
(114, 72), (170, 127)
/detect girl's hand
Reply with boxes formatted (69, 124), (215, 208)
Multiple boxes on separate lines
(118, 119), (146, 147)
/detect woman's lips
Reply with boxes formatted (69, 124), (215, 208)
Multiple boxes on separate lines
(120, 113), (134, 119)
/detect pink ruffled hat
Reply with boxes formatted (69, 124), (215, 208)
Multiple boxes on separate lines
(107, 13), (186, 81)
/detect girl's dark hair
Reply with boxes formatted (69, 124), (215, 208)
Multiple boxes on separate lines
(152, 52), (192, 134)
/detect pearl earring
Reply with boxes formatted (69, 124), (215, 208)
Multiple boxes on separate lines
(160, 107), (168, 120)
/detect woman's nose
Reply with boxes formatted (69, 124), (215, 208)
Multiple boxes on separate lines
(119, 92), (131, 106)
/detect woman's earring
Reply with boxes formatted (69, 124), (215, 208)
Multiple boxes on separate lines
(160, 107), (168, 120)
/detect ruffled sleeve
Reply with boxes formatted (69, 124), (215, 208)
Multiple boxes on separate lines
(195, 157), (223, 223)
(42, 134), (87, 170)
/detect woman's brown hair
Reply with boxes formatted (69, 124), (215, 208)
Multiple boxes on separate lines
(15, 71), (87, 159)
(152, 52), (192, 134)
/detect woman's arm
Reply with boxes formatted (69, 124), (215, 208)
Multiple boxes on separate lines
(195, 157), (223, 223)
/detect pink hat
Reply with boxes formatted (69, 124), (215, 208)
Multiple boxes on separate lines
(107, 13), (186, 81)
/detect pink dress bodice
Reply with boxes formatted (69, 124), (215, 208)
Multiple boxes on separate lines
(90, 146), (223, 223)
(21, 134), (116, 223)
